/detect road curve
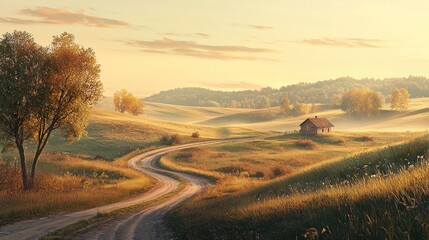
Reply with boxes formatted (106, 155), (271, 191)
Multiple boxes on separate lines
(0, 138), (254, 240)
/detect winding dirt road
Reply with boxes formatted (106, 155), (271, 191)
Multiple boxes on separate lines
(0, 138), (254, 240)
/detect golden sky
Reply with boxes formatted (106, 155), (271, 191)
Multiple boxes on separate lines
(1, 1), (429, 96)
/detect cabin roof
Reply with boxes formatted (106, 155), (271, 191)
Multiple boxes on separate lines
(299, 117), (334, 128)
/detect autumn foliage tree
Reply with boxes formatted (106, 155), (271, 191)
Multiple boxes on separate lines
(391, 88), (409, 110)
(341, 88), (384, 117)
(113, 89), (143, 115)
(0, 31), (103, 190)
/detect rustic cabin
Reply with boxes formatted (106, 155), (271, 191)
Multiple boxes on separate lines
(299, 116), (334, 135)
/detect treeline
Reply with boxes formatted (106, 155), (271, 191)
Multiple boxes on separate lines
(145, 76), (429, 108)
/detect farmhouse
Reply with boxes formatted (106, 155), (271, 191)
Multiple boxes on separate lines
(299, 116), (334, 135)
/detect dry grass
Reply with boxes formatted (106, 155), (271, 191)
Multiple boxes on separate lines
(295, 139), (317, 149)
(160, 132), (415, 182)
(0, 151), (154, 226)
(166, 134), (429, 239)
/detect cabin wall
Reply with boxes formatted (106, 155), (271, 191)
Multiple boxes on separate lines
(299, 122), (317, 135)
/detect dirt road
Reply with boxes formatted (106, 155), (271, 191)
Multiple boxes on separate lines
(0, 138), (252, 240)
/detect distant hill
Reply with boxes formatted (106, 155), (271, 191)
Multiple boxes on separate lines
(145, 76), (429, 108)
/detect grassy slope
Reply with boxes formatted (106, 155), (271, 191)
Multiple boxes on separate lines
(167, 134), (429, 240)
(44, 108), (269, 160)
(198, 98), (429, 132)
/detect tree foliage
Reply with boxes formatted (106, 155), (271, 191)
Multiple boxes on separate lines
(113, 89), (143, 115)
(0, 31), (103, 190)
(293, 102), (312, 116)
(341, 88), (384, 117)
(391, 88), (409, 110)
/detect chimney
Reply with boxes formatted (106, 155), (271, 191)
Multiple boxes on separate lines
(315, 116), (318, 118)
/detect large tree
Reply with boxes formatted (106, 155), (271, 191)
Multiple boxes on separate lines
(341, 88), (384, 117)
(0, 31), (103, 190)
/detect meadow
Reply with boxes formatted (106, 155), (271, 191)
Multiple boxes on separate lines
(161, 132), (416, 182)
(165, 133), (429, 239)
(0, 107), (267, 226)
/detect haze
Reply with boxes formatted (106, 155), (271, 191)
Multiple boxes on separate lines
(1, 0), (429, 96)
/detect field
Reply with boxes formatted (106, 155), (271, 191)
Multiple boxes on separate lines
(161, 132), (417, 181)
(0, 106), (269, 226)
(166, 134), (429, 239)
(44, 108), (270, 160)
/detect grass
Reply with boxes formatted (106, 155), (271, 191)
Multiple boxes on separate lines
(42, 172), (188, 240)
(0, 149), (156, 226)
(164, 133), (429, 239)
(160, 132), (415, 182)
(0, 106), (267, 226)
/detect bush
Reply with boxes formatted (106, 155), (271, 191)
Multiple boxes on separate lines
(270, 166), (292, 178)
(355, 136), (374, 142)
(295, 139), (317, 149)
(160, 134), (182, 145)
(192, 132), (200, 138)
(253, 171), (265, 179)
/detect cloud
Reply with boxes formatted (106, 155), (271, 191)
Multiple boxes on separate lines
(201, 81), (263, 89)
(233, 23), (273, 30)
(125, 38), (274, 60)
(247, 25), (273, 30)
(300, 38), (386, 48)
(0, 7), (130, 28)
(164, 32), (211, 38)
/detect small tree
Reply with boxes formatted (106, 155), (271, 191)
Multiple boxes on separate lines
(0, 31), (103, 190)
(391, 88), (409, 110)
(113, 89), (143, 115)
(293, 102), (311, 115)
(279, 97), (290, 114)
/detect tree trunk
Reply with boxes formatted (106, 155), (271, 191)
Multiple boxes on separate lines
(30, 150), (42, 186)
(16, 142), (31, 190)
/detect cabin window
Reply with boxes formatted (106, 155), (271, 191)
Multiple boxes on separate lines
(328, 128), (330, 132)
(322, 128), (324, 133)
(307, 126), (310, 131)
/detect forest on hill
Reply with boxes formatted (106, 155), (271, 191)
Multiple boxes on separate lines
(145, 76), (429, 108)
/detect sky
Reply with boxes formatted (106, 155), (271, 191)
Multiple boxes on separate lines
(1, 1), (429, 97)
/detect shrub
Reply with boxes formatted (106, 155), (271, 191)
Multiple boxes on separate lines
(355, 136), (374, 142)
(161, 134), (182, 145)
(253, 171), (265, 179)
(295, 139), (317, 149)
(192, 132), (200, 138)
(270, 166), (292, 178)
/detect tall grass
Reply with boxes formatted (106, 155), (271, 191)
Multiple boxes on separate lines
(167, 135), (429, 239)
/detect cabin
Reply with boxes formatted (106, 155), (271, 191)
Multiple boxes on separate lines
(299, 116), (334, 135)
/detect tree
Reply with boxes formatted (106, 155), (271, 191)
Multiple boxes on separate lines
(391, 88), (409, 110)
(113, 89), (144, 115)
(293, 102), (311, 115)
(341, 88), (383, 117)
(279, 97), (290, 114)
(0, 31), (103, 190)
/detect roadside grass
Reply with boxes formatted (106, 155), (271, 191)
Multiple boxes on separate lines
(166, 134), (429, 239)
(0, 150), (155, 226)
(42, 173), (188, 240)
